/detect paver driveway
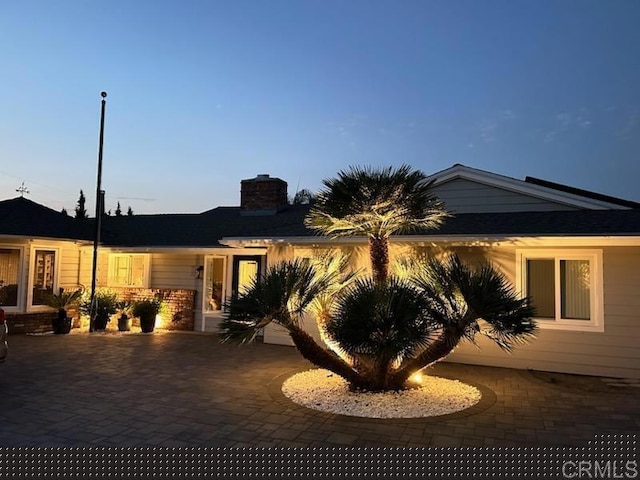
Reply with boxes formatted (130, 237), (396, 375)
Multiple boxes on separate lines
(0, 332), (638, 447)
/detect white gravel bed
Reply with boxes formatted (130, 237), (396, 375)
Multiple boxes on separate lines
(282, 369), (481, 418)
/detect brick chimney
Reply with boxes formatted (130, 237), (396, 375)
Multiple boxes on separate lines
(240, 174), (288, 215)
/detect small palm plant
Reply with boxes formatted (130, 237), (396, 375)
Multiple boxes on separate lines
(79, 290), (118, 331)
(43, 287), (83, 334)
(132, 298), (163, 333)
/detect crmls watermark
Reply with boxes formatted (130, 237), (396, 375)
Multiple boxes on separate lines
(562, 460), (638, 479)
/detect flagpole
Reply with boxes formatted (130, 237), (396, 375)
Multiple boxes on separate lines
(89, 91), (107, 332)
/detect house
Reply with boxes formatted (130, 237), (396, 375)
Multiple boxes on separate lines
(1, 165), (639, 379)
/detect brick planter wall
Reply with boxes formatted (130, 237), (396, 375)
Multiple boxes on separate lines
(6, 312), (57, 334)
(107, 288), (196, 331)
(5, 289), (195, 334)
(6, 306), (81, 334)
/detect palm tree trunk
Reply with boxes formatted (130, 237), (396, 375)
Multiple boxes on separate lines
(389, 332), (463, 389)
(369, 236), (389, 285)
(288, 325), (365, 387)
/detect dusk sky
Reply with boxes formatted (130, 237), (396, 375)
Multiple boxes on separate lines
(1, 1), (639, 214)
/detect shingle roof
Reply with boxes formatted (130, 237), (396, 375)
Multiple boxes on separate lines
(99, 204), (312, 247)
(3, 197), (640, 247)
(524, 176), (640, 209)
(429, 209), (640, 237)
(0, 197), (92, 241)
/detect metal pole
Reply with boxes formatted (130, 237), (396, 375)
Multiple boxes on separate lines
(89, 91), (107, 332)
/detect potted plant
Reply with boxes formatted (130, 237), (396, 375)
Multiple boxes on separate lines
(132, 298), (162, 333)
(80, 291), (118, 331)
(115, 300), (132, 332)
(43, 288), (83, 334)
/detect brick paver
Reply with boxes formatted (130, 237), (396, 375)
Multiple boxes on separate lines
(0, 331), (637, 447)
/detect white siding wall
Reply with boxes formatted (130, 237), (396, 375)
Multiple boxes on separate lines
(431, 178), (579, 213)
(57, 243), (82, 292)
(440, 246), (640, 379)
(149, 253), (200, 290)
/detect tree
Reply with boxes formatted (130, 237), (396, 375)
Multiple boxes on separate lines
(222, 254), (536, 391)
(61, 207), (68, 216)
(221, 165), (537, 392)
(74, 190), (87, 219)
(127, 206), (133, 216)
(291, 188), (315, 205)
(306, 165), (449, 284)
(115, 202), (122, 217)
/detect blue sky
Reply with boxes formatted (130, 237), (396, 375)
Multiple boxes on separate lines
(1, 1), (639, 214)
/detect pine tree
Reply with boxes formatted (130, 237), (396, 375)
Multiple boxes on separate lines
(127, 206), (133, 216)
(115, 202), (122, 217)
(74, 190), (87, 219)
(61, 207), (68, 216)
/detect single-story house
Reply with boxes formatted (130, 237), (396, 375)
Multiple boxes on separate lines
(1, 164), (639, 378)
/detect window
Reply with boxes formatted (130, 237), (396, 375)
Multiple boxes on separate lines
(31, 249), (58, 306)
(204, 257), (226, 312)
(0, 248), (21, 308)
(108, 254), (150, 287)
(517, 250), (603, 332)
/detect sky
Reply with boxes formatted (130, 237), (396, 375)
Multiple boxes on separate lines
(1, 1), (639, 214)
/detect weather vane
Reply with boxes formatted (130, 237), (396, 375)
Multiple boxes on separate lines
(16, 181), (29, 197)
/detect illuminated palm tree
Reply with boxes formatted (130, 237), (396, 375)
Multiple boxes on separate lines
(221, 255), (536, 391)
(305, 165), (449, 284)
(222, 165), (536, 392)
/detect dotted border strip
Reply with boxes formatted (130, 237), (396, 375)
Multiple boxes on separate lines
(0, 435), (636, 478)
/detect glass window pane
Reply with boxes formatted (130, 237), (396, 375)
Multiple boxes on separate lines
(33, 250), (55, 305)
(237, 260), (258, 296)
(560, 260), (591, 320)
(527, 259), (555, 318)
(130, 256), (146, 286)
(205, 258), (225, 311)
(112, 255), (130, 285)
(0, 248), (20, 307)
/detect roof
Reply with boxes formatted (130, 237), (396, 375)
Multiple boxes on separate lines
(429, 164), (635, 210)
(0, 197), (92, 241)
(2, 164), (640, 248)
(431, 209), (640, 236)
(99, 204), (311, 247)
(221, 209), (640, 245)
(524, 176), (640, 209)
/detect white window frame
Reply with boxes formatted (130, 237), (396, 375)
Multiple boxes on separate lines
(515, 249), (604, 332)
(202, 255), (228, 314)
(27, 246), (61, 311)
(0, 245), (25, 313)
(107, 254), (151, 288)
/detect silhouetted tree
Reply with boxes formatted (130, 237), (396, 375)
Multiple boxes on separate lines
(74, 190), (87, 219)
(127, 206), (133, 216)
(115, 202), (122, 217)
(292, 189), (315, 205)
(61, 207), (68, 216)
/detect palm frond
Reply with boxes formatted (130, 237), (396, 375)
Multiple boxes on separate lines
(409, 253), (538, 351)
(220, 259), (334, 343)
(327, 276), (435, 366)
(305, 165), (450, 239)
